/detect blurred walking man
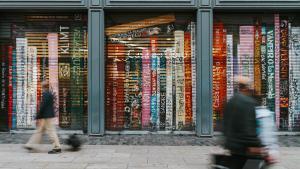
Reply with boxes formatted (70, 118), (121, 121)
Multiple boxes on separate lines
(222, 76), (264, 168)
(24, 80), (61, 154)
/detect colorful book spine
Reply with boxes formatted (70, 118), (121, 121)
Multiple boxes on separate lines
(26, 47), (37, 128)
(184, 32), (192, 128)
(59, 25), (71, 128)
(226, 35), (234, 100)
(159, 50), (167, 130)
(37, 44), (48, 126)
(267, 27), (275, 112)
(289, 27), (300, 130)
(254, 21), (262, 97)
(172, 47), (176, 130)
(7, 46), (13, 129)
(165, 48), (173, 130)
(116, 45), (125, 129)
(131, 50), (142, 129)
(191, 22), (196, 127)
(142, 49), (151, 128)
(280, 19), (289, 130)
(12, 49), (17, 129)
(105, 44), (114, 129)
(58, 25), (70, 128)
(48, 33), (59, 125)
(274, 14), (281, 128)
(174, 30), (185, 130)
(238, 26), (254, 83)
(0, 46), (8, 130)
(112, 48), (119, 129)
(124, 48), (131, 129)
(71, 27), (84, 129)
(261, 25), (268, 107)
(150, 37), (158, 129)
(16, 38), (28, 128)
(213, 23), (227, 130)
(156, 50), (161, 129)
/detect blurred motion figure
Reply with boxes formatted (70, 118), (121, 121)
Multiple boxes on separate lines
(219, 76), (279, 169)
(24, 80), (61, 154)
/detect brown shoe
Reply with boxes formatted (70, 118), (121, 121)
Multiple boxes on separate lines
(23, 145), (33, 151)
(48, 149), (61, 154)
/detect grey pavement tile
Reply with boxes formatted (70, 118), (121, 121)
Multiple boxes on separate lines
(183, 157), (210, 165)
(1, 162), (48, 169)
(128, 167), (168, 169)
(85, 163), (128, 169)
(168, 164), (208, 169)
(127, 164), (168, 169)
(32, 154), (75, 163)
(44, 163), (88, 169)
(72, 156), (112, 163)
(128, 160), (149, 167)
(109, 157), (131, 164)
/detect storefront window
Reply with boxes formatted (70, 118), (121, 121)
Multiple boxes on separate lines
(213, 13), (300, 131)
(105, 13), (196, 131)
(0, 13), (88, 131)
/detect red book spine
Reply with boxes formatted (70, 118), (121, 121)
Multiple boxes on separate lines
(184, 33), (192, 128)
(7, 46), (13, 128)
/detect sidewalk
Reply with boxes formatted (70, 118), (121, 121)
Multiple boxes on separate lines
(0, 144), (299, 169)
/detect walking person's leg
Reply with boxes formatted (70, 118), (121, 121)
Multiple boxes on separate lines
(24, 119), (45, 150)
(44, 118), (61, 154)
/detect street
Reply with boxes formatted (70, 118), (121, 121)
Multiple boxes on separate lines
(0, 144), (299, 169)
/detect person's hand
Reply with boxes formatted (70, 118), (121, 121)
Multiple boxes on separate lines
(247, 147), (267, 156)
(265, 150), (280, 164)
(36, 119), (41, 127)
(265, 155), (279, 164)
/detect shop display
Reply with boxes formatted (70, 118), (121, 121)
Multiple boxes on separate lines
(214, 13), (300, 131)
(0, 13), (88, 130)
(105, 13), (196, 131)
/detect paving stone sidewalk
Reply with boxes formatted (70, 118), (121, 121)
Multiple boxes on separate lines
(0, 144), (298, 169)
(0, 133), (300, 146)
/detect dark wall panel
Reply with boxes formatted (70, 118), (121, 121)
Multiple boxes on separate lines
(0, 0), (88, 9)
(105, 0), (196, 7)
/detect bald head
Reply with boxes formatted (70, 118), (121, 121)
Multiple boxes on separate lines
(234, 75), (253, 95)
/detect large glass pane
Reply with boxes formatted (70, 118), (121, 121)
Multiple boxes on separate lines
(213, 13), (300, 131)
(105, 13), (196, 131)
(0, 13), (88, 131)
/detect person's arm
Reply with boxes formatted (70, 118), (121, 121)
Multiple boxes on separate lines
(36, 92), (50, 119)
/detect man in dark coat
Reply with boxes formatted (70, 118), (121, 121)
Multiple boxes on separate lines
(24, 80), (61, 154)
(222, 76), (264, 168)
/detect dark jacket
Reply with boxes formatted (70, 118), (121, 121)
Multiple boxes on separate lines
(36, 90), (56, 119)
(222, 93), (262, 155)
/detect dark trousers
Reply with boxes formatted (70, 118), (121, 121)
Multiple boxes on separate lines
(212, 154), (265, 169)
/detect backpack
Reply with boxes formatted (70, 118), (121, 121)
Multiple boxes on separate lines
(66, 134), (82, 151)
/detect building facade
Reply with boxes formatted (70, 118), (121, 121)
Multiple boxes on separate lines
(0, 0), (299, 136)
